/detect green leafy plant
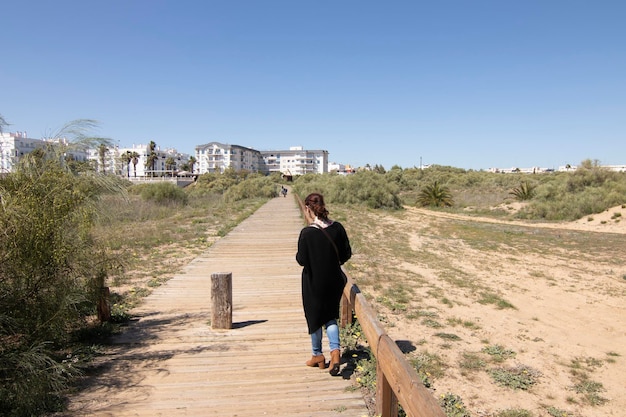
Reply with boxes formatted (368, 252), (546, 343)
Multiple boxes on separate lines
(439, 393), (471, 417)
(488, 365), (541, 390)
(496, 409), (533, 417)
(571, 379), (608, 406)
(417, 181), (454, 207)
(546, 406), (570, 417)
(481, 345), (516, 362)
(510, 181), (537, 201)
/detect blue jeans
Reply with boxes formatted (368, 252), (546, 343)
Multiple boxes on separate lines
(311, 319), (340, 356)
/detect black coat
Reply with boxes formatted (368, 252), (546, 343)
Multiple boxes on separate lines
(296, 222), (351, 334)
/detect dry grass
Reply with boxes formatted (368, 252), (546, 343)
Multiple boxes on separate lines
(334, 203), (626, 417)
(93, 193), (266, 311)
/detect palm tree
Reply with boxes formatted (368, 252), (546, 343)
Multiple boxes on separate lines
(121, 151), (132, 178)
(145, 141), (157, 177)
(165, 156), (176, 176)
(417, 181), (454, 207)
(188, 156), (197, 173)
(98, 144), (108, 174)
(130, 151), (140, 177)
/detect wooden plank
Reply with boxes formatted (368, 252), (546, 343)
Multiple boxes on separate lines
(65, 196), (369, 417)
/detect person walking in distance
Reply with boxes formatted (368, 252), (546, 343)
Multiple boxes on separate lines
(296, 193), (351, 376)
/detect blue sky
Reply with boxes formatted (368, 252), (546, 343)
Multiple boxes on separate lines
(2, 1), (624, 170)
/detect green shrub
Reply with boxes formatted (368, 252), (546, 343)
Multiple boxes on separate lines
(293, 171), (402, 209)
(439, 393), (471, 417)
(417, 181), (454, 207)
(510, 181), (536, 201)
(488, 365), (541, 390)
(0, 151), (123, 416)
(133, 182), (188, 205)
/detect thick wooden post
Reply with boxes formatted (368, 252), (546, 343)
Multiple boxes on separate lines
(97, 286), (111, 323)
(211, 272), (233, 329)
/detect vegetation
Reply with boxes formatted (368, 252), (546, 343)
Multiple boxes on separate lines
(510, 180), (537, 201)
(417, 181), (454, 207)
(0, 142), (124, 415)
(2, 149), (624, 416)
(0, 122), (282, 416)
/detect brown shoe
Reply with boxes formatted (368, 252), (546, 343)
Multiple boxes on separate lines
(306, 354), (326, 369)
(329, 349), (341, 376)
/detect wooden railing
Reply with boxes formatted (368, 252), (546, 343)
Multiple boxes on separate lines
(296, 195), (446, 417)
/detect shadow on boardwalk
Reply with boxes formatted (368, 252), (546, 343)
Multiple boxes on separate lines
(62, 195), (369, 417)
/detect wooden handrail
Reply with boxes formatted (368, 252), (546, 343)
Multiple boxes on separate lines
(295, 194), (446, 417)
(341, 275), (446, 417)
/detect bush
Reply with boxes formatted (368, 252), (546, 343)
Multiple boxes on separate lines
(133, 182), (188, 205)
(293, 171), (402, 209)
(224, 175), (282, 202)
(0, 151), (122, 416)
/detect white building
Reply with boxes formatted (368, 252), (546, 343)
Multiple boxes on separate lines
(260, 146), (328, 176)
(118, 144), (191, 178)
(1, 132), (90, 173)
(195, 142), (261, 174)
(1, 132), (42, 173)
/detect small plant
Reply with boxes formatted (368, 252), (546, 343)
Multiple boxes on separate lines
(435, 332), (461, 341)
(510, 181), (536, 201)
(409, 350), (447, 388)
(546, 406), (570, 417)
(482, 344), (516, 362)
(459, 352), (486, 371)
(488, 365), (541, 390)
(496, 409), (533, 417)
(354, 349), (377, 392)
(439, 393), (471, 417)
(447, 317), (480, 329)
(422, 318), (444, 328)
(478, 292), (516, 309)
(340, 320), (364, 352)
(571, 379), (608, 405)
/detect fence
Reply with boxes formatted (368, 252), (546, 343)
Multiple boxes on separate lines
(296, 195), (446, 417)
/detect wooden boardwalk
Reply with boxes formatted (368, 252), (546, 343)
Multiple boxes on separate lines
(66, 195), (369, 416)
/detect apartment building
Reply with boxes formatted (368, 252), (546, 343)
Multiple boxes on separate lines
(0, 132), (89, 173)
(195, 142), (261, 174)
(260, 146), (328, 175)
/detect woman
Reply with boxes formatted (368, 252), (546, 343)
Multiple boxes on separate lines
(296, 192), (351, 376)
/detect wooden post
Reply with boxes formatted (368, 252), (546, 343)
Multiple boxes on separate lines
(340, 293), (351, 327)
(97, 286), (111, 323)
(377, 362), (398, 417)
(211, 272), (232, 329)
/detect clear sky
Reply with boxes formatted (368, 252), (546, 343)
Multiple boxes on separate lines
(2, 1), (624, 170)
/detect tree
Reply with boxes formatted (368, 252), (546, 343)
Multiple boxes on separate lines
(121, 151), (132, 178)
(417, 181), (454, 207)
(98, 143), (108, 173)
(188, 155), (197, 173)
(145, 141), (157, 177)
(130, 151), (140, 177)
(165, 156), (176, 176)
(0, 132), (125, 415)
